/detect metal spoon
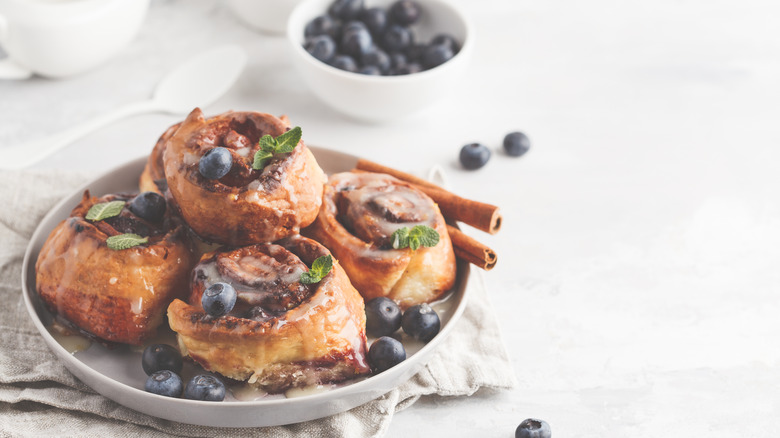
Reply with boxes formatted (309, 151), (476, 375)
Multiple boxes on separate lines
(0, 45), (247, 170)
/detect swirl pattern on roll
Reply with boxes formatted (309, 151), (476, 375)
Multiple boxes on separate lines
(304, 172), (457, 308)
(162, 108), (326, 245)
(167, 235), (370, 393)
(35, 191), (197, 345)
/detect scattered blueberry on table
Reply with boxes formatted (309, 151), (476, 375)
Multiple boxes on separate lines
(201, 282), (237, 317)
(145, 370), (183, 398)
(504, 131), (531, 157)
(128, 191), (166, 223)
(401, 303), (440, 342)
(198, 147), (232, 180)
(459, 143), (491, 170)
(515, 418), (552, 438)
(303, 0), (461, 76)
(183, 374), (227, 401)
(365, 297), (402, 337)
(142, 344), (183, 375)
(368, 336), (406, 373)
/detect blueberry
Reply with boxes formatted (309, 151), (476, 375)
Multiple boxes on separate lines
(145, 370), (183, 398)
(330, 54), (358, 72)
(305, 14), (340, 39)
(401, 303), (440, 342)
(368, 336), (406, 373)
(201, 282), (237, 317)
(340, 27), (372, 58)
(421, 43), (454, 69)
(365, 297), (402, 337)
(361, 47), (391, 74)
(431, 33), (461, 54)
(359, 7), (387, 36)
(515, 418), (551, 438)
(392, 62), (422, 75)
(404, 43), (426, 62)
(382, 24), (413, 53)
(388, 0), (421, 26)
(388, 52), (407, 70)
(459, 143), (491, 170)
(357, 65), (381, 76)
(342, 19), (368, 35)
(503, 131), (531, 157)
(198, 147), (233, 180)
(304, 34), (337, 63)
(142, 344), (183, 375)
(183, 374), (226, 401)
(128, 191), (166, 223)
(328, 0), (363, 20)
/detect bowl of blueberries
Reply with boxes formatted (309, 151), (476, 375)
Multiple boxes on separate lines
(287, 0), (473, 122)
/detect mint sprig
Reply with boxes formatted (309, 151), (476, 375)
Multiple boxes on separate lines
(391, 225), (440, 251)
(300, 255), (333, 284)
(85, 200), (125, 222)
(106, 233), (148, 250)
(252, 126), (302, 170)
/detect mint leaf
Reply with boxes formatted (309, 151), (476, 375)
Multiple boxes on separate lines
(392, 226), (439, 250)
(274, 126), (302, 154)
(391, 227), (410, 249)
(252, 149), (274, 170)
(106, 233), (148, 250)
(251, 127), (303, 170)
(85, 200), (125, 222)
(300, 255), (333, 284)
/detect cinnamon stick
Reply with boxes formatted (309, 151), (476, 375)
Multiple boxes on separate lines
(355, 159), (502, 234)
(447, 225), (497, 270)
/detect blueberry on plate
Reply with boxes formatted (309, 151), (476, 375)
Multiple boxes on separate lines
(128, 191), (166, 223)
(421, 43), (454, 70)
(359, 7), (387, 36)
(330, 54), (358, 72)
(328, 0), (364, 20)
(459, 143), (491, 170)
(388, 0), (421, 26)
(393, 62), (422, 75)
(365, 297), (402, 337)
(515, 418), (551, 438)
(358, 65), (382, 75)
(198, 146), (233, 180)
(304, 14), (339, 39)
(401, 303), (440, 342)
(381, 24), (413, 53)
(340, 26), (372, 58)
(183, 374), (226, 401)
(431, 33), (461, 54)
(201, 282), (237, 317)
(145, 370), (183, 398)
(368, 336), (406, 373)
(142, 344), (183, 375)
(503, 131), (531, 157)
(304, 34), (337, 63)
(361, 47), (391, 74)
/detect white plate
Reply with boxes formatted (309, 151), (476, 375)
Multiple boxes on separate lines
(21, 146), (469, 427)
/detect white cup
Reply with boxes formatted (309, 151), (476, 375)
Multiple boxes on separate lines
(226, 0), (302, 35)
(0, 0), (150, 79)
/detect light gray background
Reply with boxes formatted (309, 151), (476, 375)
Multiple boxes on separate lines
(3, 0), (780, 436)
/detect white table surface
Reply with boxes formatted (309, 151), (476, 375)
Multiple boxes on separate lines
(3, 0), (780, 436)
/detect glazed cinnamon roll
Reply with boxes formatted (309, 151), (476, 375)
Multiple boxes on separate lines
(304, 172), (457, 308)
(162, 108), (326, 245)
(35, 191), (197, 345)
(139, 122), (179, 195)
(167, 235), (370, 393)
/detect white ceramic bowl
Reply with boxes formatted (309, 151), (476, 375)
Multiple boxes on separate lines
(225, 0), (303, 35)
(287, 0), (473, 122)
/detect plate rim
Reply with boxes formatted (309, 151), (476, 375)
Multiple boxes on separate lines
(21, 147), (470, 427)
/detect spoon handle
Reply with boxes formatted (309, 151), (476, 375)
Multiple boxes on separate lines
(0, 99), (164, 170)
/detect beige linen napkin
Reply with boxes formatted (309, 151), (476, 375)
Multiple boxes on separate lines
(0, 171), (515, 438)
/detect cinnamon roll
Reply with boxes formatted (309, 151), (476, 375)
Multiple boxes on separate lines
(303, 172), (457, 308)
(139, 122), (179, 195)
(35, 191), (197, 345)
(167, 235), (370, 393)
(162, 108), (326, 245)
